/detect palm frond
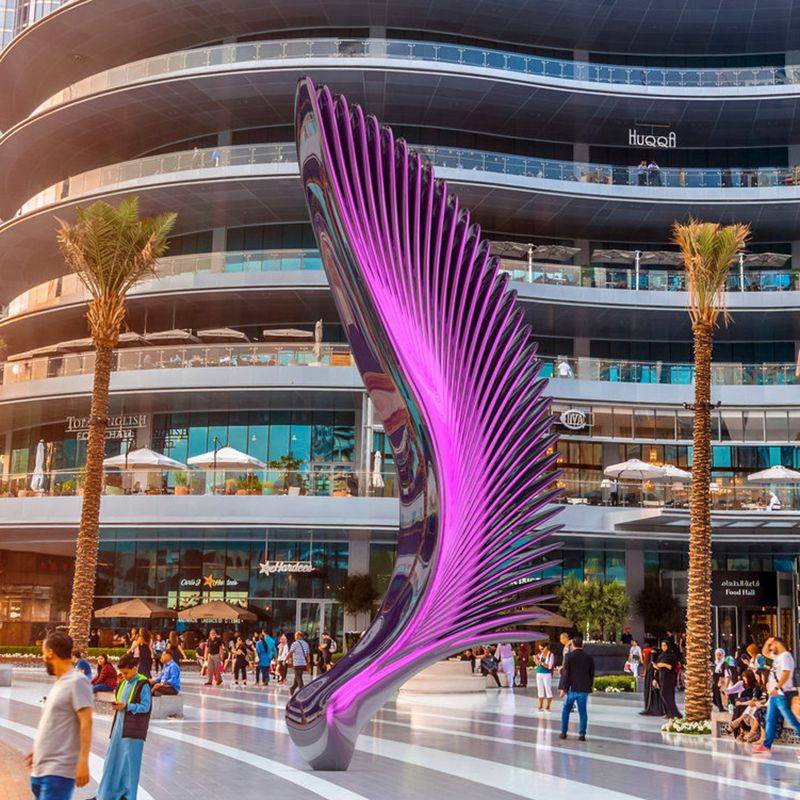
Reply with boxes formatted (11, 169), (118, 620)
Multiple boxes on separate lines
(672, 218), (750, 327)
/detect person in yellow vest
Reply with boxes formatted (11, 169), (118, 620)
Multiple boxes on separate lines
(94, 653), (152, 800)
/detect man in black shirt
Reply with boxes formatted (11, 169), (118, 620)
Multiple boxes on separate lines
(620, 626), (633, 645)
(204, 629), (224, 686)
(558, 634), (595, 741)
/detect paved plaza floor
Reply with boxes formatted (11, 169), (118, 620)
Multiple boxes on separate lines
(1, 671), (799, 799)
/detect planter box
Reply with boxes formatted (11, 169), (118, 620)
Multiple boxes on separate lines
(583, 644), (630, 676)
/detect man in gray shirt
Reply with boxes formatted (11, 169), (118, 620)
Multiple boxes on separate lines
(25, 631), (93, 799)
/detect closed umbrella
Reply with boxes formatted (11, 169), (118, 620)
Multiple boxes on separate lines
(312, 319), (323, 362)
(371, 450), (385, 489)
(30, 439), (46, 492)
(188, 446), (266, 470)
(103, 447), (188, 470)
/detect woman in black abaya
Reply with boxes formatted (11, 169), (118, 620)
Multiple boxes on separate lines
(640, 646), (663, 716)
(654, 638), (682, 719)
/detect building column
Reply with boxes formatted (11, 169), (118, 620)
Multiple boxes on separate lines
(211, 228), (226, 257)
(625, 541), (645, 641)
(345, 530), (372, 633)
(786, 50), (800, 82)
(573, 238), (591, 266)
(573, 143), (589, 164)
(573, 337), (590, 358)
(2, 430), (11, 481)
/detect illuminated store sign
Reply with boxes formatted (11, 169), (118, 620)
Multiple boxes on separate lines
(628, 129), (677, 149)
(258, 560), (316, 576)
(559, 408), (589, 430)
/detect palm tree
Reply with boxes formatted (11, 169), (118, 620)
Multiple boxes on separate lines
(56, 197), (176, 649)
(673, 219), (749, 721)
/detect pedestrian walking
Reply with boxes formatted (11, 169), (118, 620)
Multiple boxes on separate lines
(288, 631), (311, 696)
(518, 641), (531, 688)
(534, 642), (555, 711)
(496, 641), (515, 687)
(96, 653), (152, 800)
(232, 636), (249, 686)
(26, 632), (92, 800)
(204, 629), (224, 686)
(129, 631), (154, 679)
(753, 636), (800, 754)
(255, 631), (277, 686)
(276, 634), (289, 683)
(558, 634), (595, 741)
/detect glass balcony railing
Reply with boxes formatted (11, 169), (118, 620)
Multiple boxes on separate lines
(15, 141), (800, 221)
(499, 261), (798, 292)
(30, 38), (797, 118)
(4, 467), (397, 499)
(1, 342), (354, 386)
(0, 249), (323, 321)
(556, 478), (800, 511)
(541, 356), (799, 386)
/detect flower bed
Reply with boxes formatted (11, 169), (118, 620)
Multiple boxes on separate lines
(593, 675), (636, 693)
(662, 718), (712, 735)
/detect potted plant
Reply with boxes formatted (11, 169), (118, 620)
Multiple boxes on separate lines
(56, 480), (76, 496)
(245, 474), (263, 495)
(174, 471), (190, 495)
(235, 476), (249, 495)
(268, 453), (306, 494)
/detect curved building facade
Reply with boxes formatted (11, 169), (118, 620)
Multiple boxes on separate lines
(0, 1), (798, 655)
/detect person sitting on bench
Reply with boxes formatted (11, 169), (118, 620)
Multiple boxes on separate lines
(150, 649), (181, 696)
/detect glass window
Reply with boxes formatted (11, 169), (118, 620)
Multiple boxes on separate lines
(614, 408), (633, 438)
(591, 406), (613, 437)
(677, 410), (693, 440)
(789, 412), (800, 442)
(311, 411), (334, 462)
(633, 409), (655, 439)
(654, 411), (676, 440)
(604, 551), (625, 583)
(720, 411), (743, 442)
(742, 411), (764, 443)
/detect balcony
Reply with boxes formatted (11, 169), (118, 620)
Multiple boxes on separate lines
(27, 39), (799, 124)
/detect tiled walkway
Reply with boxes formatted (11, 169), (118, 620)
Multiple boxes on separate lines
(2, 672), (800, 799)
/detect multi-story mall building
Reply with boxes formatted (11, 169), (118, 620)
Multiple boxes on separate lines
(0, 1), (798, 654)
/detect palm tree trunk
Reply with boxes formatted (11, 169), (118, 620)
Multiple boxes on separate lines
(685, 321), (713, 721)
(67, 344), (113, 650)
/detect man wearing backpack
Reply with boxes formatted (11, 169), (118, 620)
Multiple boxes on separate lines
(288, 631), (311, 696)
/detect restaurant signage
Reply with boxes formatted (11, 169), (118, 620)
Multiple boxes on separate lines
(711, 571), (777, 607)
(628, 129), (677, 149)
(559, 408), (588, 431)
(67, 413), (148, 441)
(258, 560), (316, 576)
(179, 573), (241, 589)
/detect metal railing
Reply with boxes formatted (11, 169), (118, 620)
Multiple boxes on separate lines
(0, 249), (324, 321)
(16, 140), (800, 221)
(541, 356), (800, 386)
(3, 467), (397, 499)
(30, 38), (798, 118)
(1, 343), (353, 385)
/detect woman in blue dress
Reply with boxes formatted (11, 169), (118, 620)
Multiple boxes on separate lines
(97, 652), (152, 800)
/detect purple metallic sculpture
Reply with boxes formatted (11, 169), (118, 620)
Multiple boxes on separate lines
(288, 77), (563, 771)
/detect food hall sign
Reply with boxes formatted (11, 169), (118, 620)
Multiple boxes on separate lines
(711, 571), (777, 607)
(67, 414), (147, 441)
(628, 129), (677, 149)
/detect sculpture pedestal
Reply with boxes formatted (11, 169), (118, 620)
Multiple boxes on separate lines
(398, 660), (484, 694)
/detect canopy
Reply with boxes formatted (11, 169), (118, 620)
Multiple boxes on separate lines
(638, 250), (683, 266)
(7, 350), (33, 362)
(95, 599), (177, 619)
(655, 464), (692, 481)
(197, 327), (249, 342)
(743, 252), (790, 268)
(58, 332), (146, 352)
(603, 459), (667, 480)
(144, 329), (200, 344)
(263, 328), (313, 339)
(747, 465), (800, 483)
(491, 242), (581, 263)
(103, 447), (188, 471)
(177, 600), (257, 621)
(591, 249), (637, 265)
(520, 605), (574, 629)
(187, 446), (266, 470)
(28, 343), (67, 357)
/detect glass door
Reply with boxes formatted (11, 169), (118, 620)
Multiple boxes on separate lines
(714, 606), (738, 654)
(296, 600), (342, 650)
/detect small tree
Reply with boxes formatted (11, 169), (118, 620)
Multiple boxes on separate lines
(557, 576), (630, 640)
(596, 582), (631, 641)
(335, 574), (379, 614)
(269, 453), (306, 493)
(557, 575), (594, 637)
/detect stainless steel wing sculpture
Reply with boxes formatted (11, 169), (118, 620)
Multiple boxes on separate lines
(288, 77), (562, 770)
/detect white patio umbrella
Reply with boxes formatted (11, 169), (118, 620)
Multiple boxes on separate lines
(603, 459), (666, 480)
(197, 328), (249, 343)
(144, 329), (200, 344)
(187, 446), (266, 471)
(655, 464), (692, 482)
(103, 447), (188, 471)
(263, 328), (313, 339)
(30, 439), (46, 491)
(371, 450), (385, 489)
(746, 465), (800, 483)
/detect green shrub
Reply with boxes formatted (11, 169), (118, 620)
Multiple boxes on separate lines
(593, 675), (636, 693)
(0, 645), (195, 660)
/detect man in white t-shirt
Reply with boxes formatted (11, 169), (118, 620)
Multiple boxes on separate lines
(753, 636), (800, 753)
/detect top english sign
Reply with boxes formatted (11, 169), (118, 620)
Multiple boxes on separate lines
(628, 129), (677, 149)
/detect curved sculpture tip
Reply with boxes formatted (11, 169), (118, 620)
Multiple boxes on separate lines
(288, 76), (562, 771)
